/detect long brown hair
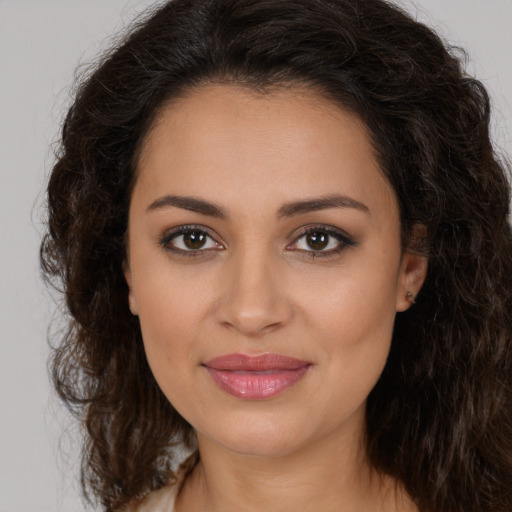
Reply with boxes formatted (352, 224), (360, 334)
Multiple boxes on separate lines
(41, 0), (512, 510)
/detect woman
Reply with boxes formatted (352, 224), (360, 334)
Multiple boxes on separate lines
(41, 0), (512, 511)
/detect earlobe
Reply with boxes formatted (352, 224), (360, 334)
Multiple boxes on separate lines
(122, 260), (138, 316)
(396, 251), (428, 312)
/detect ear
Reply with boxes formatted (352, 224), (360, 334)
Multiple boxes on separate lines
(395, 224), (428, 312)
(395, 250), (428, 312)
(123, 260), (139, 316)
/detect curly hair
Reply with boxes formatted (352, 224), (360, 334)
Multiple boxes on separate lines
(41, 0), (512, 510)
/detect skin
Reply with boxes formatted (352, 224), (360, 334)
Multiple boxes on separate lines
(124, 84), (427, 511)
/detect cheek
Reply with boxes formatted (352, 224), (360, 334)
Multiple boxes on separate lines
(298, 256), (399, 343)
(135, 283), (206, 416)
(132, 265), (213, 371)
(296, 257), (399, 403)
(311, 285), (395, 365)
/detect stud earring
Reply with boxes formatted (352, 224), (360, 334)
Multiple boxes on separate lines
(406, 291), (415, 304)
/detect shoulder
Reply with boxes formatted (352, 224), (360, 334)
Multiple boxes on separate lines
(122, 483), (177, 512)
(120, 450), (199, 512)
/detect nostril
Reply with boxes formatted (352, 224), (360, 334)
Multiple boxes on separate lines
(220, 313), (284, 337)
(214, 255), (294, 336)
(216, 296), (293, 336)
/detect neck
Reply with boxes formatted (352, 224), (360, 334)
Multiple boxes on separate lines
(175, 417), (416, 512)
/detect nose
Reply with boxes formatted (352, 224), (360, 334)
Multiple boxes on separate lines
(215, 247), (294, 337)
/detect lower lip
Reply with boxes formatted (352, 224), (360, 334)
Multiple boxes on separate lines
(204, 366), (311, 400)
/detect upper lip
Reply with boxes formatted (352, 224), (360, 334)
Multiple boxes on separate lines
(203, 353), (311, 371)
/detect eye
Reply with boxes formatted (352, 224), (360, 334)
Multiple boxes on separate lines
(288, 226), (355, 257)
(295, 231), (339, 252)
(160, 226), (224, 254)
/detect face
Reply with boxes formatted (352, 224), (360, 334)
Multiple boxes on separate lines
(125, 84), (426, 458)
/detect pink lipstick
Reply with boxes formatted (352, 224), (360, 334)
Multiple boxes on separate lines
(203, 353), (311, 400)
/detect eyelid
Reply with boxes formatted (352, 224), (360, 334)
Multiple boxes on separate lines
(159, 224), (224, 255)
(287, 224), (356, 256)
(158, 223), (355, 259)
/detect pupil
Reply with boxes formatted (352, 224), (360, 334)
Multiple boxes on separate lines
(306, 232), (329, 250)
(184, 231), (207, 249)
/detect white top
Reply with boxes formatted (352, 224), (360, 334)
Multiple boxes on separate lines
(123, 451), (198, 512)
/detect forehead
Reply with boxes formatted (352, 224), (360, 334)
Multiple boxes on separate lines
(134, 83), (397, 218)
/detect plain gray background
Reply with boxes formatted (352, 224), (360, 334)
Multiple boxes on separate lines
(1, 1), (510, 511)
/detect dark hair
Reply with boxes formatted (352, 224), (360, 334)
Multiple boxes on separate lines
(41, 0), (512, 510)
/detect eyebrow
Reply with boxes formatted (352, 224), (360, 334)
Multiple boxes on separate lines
(146, 195), (228, 219)
(277, 194), (370, 217)
(146, 193), (369, 218)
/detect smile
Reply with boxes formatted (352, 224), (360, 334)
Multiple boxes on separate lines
(203, 353), (312, 400)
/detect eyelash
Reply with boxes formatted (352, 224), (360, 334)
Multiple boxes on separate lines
(159, 225), (223, 257)
(159, 224), (355, 259)
(288, 226), (356, 258)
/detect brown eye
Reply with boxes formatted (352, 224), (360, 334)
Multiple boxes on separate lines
(160, 227), (223, 253)
(183, 231), (208, 250)
(305, 232), (329, 251)
(289, 227), (354, 256)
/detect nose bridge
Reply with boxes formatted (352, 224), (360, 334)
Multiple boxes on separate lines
(217, 241), (292, 336)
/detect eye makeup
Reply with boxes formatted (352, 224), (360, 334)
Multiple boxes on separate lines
(159, 224), (224, 257)
(158, 223), (356, 260)
(286, 225), (356, 259)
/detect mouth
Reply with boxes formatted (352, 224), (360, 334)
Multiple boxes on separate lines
(202, 353), (312, 400)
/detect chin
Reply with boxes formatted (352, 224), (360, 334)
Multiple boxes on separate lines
(195, 412), (319, 459)
(220, 434), (305, 459)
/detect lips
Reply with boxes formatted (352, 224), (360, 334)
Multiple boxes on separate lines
(203, 353), (311, 400)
